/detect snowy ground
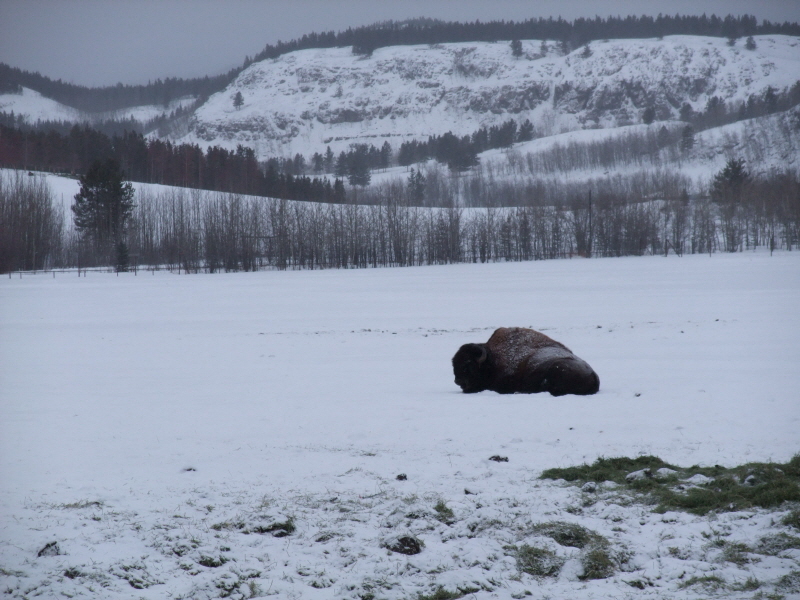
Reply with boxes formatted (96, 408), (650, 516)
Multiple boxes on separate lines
(1, 251), (798, 599)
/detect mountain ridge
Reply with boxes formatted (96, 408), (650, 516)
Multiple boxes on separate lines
(166, 34), (800, 159)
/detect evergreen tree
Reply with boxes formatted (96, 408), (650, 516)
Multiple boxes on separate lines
(324, 146), (335, 172)
(332, 178), (346, 203)
(745, 35), (757, 50)
(115, 240), (130, 272)
(380, 141), (392, 169)
(680, 125), (695, 152)
(335, 151), (349, 177)
(72, 159), (135, 260)
(407, 168), (426, 204)
(510, 39), (523, 57)
(711, 158), (750, 203)
(657, 125), (670, 147)
(347, 146), (371, 186)
(679, 102), (694, 122)
(517, 119), (535, 142)
(233, 91), (244, 109)
(642, 106), (656, 125)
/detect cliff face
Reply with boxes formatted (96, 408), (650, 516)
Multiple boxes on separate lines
(175, 35), (800, 158)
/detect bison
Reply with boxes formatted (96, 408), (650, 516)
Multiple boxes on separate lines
(452, 327), (600, 396)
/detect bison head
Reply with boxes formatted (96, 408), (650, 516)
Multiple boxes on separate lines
(452, 343), (492, 393)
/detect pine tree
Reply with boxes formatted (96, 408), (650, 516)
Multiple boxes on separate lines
(347, 146), (371, 186)
(324, 146), (335, 172)
(745, 36), (757, 50)
(642, 106), (656, 125)
(510, 39), (523, 58)
(680, 125), (695, 153)
(72, 159), (135, 261)
(517, 119), (535, 142)
(711, 158), (750, 203)
(233, 91), (244, 110)
(407, 168), (426, 204)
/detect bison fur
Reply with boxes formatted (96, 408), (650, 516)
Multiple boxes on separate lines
(452, 327), (599, 396)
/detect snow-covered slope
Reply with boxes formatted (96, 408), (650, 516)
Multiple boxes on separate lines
(177, 35), (800, 157)
(0, 87), (82, 123)
(0, 87), (194, 125)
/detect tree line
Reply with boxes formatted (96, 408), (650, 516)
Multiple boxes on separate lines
(2, 14), (797, 115)
(2, 160), (798, 274)
(0, 124), (350, 203)
(397, 119), (535, 170)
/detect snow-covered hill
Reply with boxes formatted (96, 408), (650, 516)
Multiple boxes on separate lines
(176, 34), (800, 158)
(0, 87), (195, 125)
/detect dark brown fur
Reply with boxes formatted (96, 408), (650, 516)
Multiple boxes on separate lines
(452, 327), (600, 396)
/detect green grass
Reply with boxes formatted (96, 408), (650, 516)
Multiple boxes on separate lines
(540, 455), (677, 484)
(415, 585), (481, 600)
(720, 542), (754, 566)
(531, 521), (602, 549)
(757, 532), (800, 555)
(540, 454), (800, 515)
(731, 576), (762, 592)
(776, 570), (800, 594)
(433, 501), (455, 525)
(783, 508), (800, 531)
(514, 545), (564, 578)
(678, 575), (726, 591)
(579, 545), (617, 580)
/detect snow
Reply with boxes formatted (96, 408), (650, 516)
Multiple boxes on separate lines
(0, 87), (82, 123)
(178, 35), (800, 158)
(0, 87), (194, 126)
(1, 250), (798, 598)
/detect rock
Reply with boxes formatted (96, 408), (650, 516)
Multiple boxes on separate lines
(37, 541), (60, 557)
(386, 535), (423, 555)
(489, 455), (509, 462)
(625, 468), (652, 482)
(685, 473), (713, 485)
(655, 468), (678, 480)
(581, 481), (598, 493)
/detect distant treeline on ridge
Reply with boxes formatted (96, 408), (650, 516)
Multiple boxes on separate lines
(1, 13), (798, 113)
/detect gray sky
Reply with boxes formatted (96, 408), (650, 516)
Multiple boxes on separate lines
(2, 0), (799, 87)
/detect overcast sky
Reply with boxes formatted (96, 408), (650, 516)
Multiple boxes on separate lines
(2, 0), (799, 87)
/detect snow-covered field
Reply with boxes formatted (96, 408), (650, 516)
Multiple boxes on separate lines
(1, 251), (798, 599)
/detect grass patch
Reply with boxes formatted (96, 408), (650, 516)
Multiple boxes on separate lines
(211, 517), (295, 536)
(579, 544), (617, 580)
(731, 576), (762, 591)
(776, 570), (800, 594)
(433, 501), (455, 525)
(678, 574), (726, 591)
(783, 508), (800, 530)
(61, 500), (103, 509)
(757, 532), (800, 555)
(198, 555), (229, 568)
(720, 541), (754, 566)
(541, 456), (677, 484)
(541, 454), (800, 515)
(251, 518), (295, 537)
(416, 585), (481, 600)
(531, 521), (602, 549)
(514, 545), (564, 578)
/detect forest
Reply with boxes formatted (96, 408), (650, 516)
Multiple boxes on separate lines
(2, 160), (798, 275)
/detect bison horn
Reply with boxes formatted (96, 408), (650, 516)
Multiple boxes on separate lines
(476, 345), (487, 365)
